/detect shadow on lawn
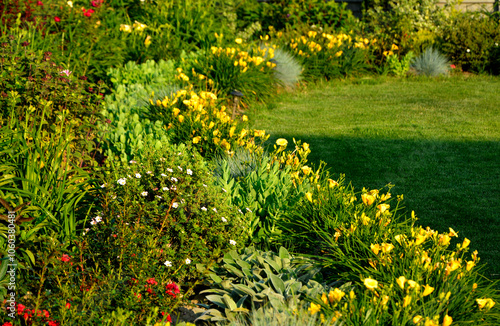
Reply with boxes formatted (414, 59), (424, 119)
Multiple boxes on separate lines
(264, 134), (500, 280)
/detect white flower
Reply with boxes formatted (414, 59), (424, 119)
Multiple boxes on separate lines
(178, 152), (182, 156)
(185, 258), (191, 264)
(141, 191), (148, 197)
(135, 173), (141, 178)
(201, 207), (207, 211)
(246, 207), (252, 213)
(117, 178), (127, 185)
(178, 166), (183, 171)
(83, 228), (89, 235)
(90, 220), (96, 225)
(221, 217), (227, 222)
(160, 157), (166, 161)
(164, 260), (172, 267)
(187, 169), (193, 175)
(146, 171), (152, 174)
(162, 187), (169, 191)
(161, 173), (167, 177)
(230, 240), (237, 246)
(172, 202), (179, 208)
(67, 0), (73, 7)
(100, 183), (107, 188)
(203, 184), (207, 187)
(212, 208), (217, 213)
(171, 185), (177, 191)
(129, 160), (137, 164)
(156, 195), (162, 199)
(467, 49), (471, 53)
(238, 209), (243, 214)
(222, 188), (227, 192)
(171, 177), (178, 182)
(95, 216), (102, 223)
(167, 168), (173, 173)
(60, 69), (72, 77)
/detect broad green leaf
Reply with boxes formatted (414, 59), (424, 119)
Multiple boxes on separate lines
(222, 294), (237, 311)
(269, 273), (285, 294)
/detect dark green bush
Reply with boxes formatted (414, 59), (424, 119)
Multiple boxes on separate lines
(439, 12), (500, 73)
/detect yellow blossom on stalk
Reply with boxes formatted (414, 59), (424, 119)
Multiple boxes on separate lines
(364, 278), (378, 290)
(120, 24), (132, 33)
(144, 35), (152, 47)
(413, 315), (423, 324)
(371, 244), (380, 255)
(472, 283), (477, 291)
(360, 213), (371, 225)
(380, 193), (391, 201)
(391, 44), (399, 50)
(133, 21), (147, 31)
(466, 260), (475, 271)
(403, 295), (411, 307)
(423, 284), (434, 296)
(407, 280), (418, 289)
(377, 204), (390, 213)
(67, 0), (73, 7)
(328, 179), (339, 188)
(276, 138), (288, 146)
(439, 234), (451, 246)
(446, 259), (461, 275)
(178, 115), (184, 123)
(381, 243), (394, 253)
(476, 298), (495, 310)
(172, 108), (180, 116)
(397, 276), (406, 290)
(220, 139), (231, 151)
(302, 166), (312, 175)
(321, 293), (328, 305)
(335, 50), (343, 57)
(192, 136), (201, 144)
(306, 192), (313, 203)
(308, 302), (321, 315)
(443, 315), (453, 326)
(229, 126), (236, 138)
(242, 115), (248, 122)
(381, 295), (389, 305)
(235, 38), (243, 44)
(415, 234), (427, 246)
(383, 50), (393, 57)
(448, 228), (458, 237)
(329, 288), (345, 303)
(462, 238), (470, 249)
(362, 193), (376, 206)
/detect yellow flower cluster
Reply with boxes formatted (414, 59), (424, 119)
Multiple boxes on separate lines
(150, 87), (268, 156)
(208, 46), (276, 73)
(288, 31), (375, 59)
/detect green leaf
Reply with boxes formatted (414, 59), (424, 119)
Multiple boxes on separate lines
(205, 294), (227, 309)
(269, 273), (285, 294)
(232, 284), (257, 297)
(222, 294), (237, 311)
(278, 247), (290, 260)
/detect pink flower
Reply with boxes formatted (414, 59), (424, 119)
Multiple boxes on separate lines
(37, 1), (43, 5)
(450, 64), (456, 69)
(54, 16), (61, 22)
(61, 254), (71, 262)
(91, 0), (101, 7)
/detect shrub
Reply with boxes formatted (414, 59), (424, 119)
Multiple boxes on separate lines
(439, 12), (500, 73)
(410, 47), (450, 76)
(269, 47), (303, 89)
(197, 246), (326, 323)
(145, 87), (269, 158)
(385, 51), (415, 76)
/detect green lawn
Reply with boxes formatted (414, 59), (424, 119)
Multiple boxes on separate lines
(249, 75), (500, 279)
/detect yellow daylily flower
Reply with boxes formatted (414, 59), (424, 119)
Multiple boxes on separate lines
(192, 136), (201, 144)
(397, 276), (406, 290)
(403, 295), (411, 307)
(235, 38), (243, 44)
(362, 193), (376, 206)
(443, 314), (453, 326)
(308, 302), (321, 315)
(364, 278), (378, 290)
(476, 298), (495, 310)
(422, 284), (434, 296)
(276, 138), (288, 146)
(462, 238), (470, 249)
(305, 192), (313, 203)
(329, 288), (345, 303)
(370, 244), (380, 255)
(328, 179), (339, 188)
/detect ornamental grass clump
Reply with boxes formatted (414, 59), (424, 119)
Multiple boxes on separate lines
(411, 47), (450, 77)
(145, 87), (269, 158)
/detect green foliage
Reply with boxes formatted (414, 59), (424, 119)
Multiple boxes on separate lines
(198, 246), (326, 323)
(270, 47), (303, 89)
(411, 47), (450, 76)
(214, 154), (312, 247)
(363, 0), (456, 60)
(212, 148), (261, 180)
(385, 51), (415, 76)
(439, 12), (500, 73)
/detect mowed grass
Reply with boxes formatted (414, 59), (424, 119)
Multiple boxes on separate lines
(249, 75), (500, 279)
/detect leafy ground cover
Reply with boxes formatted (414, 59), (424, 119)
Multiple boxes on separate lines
(250, 75), (500, 278)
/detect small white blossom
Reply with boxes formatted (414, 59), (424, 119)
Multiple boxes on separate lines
(201, 207), (207, 211)
(146, 171), (152, 174)
(178, 152), (182, 156)
(185, 258), (191, 264)
(141, 191), (148, 197)
(60, 69), (72, 77)
(129, 160), (137, 164)
(246, 207), (252, 213)
(187, 169), (193, 175)
(212, 208), (217, 213)
(160, 157), (166, 161)
(221, 217), (227, 222)
(171, 177), (178, 182)
(156, 195), (162, 199)
(238, 209), (243, 214)
(162, 187), (169, 191)
(467, 49), (471, 53)
(203, 184), (207, 187)
(178, 166), (183, 171)
(172, 202), (179, 208)
(167, 168), (173, 173)
(180, 199), (185, 204)
(222, 188), (226, 192)
(164, 260), (172, 267)
(117, 178), (127, 185)
(95, 216), (102, 223)
(100, 183), (107, 188)
(161, 173), (167, 177)
(171, 185), (177, 191)
(230, 240), (237, 246)
(135, 173), (141, 178)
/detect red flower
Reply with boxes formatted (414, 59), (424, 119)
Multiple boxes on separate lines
(36, 1), (43, 5)
(66, 302), (71, 309)
(165, 283), (180, 298)
(43, 310), (50, 318)
(17, 303), (26, 315)
(48, 321), (58, 326)
(2, 322), (13, 326)
(146, 277), (158, 285)
(450, 64), (456, 69)
(61, 254), (71, 262)
(167, 314), (172, 323)
(54, 16), (61, 22)
(91, 0), (101, 7)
